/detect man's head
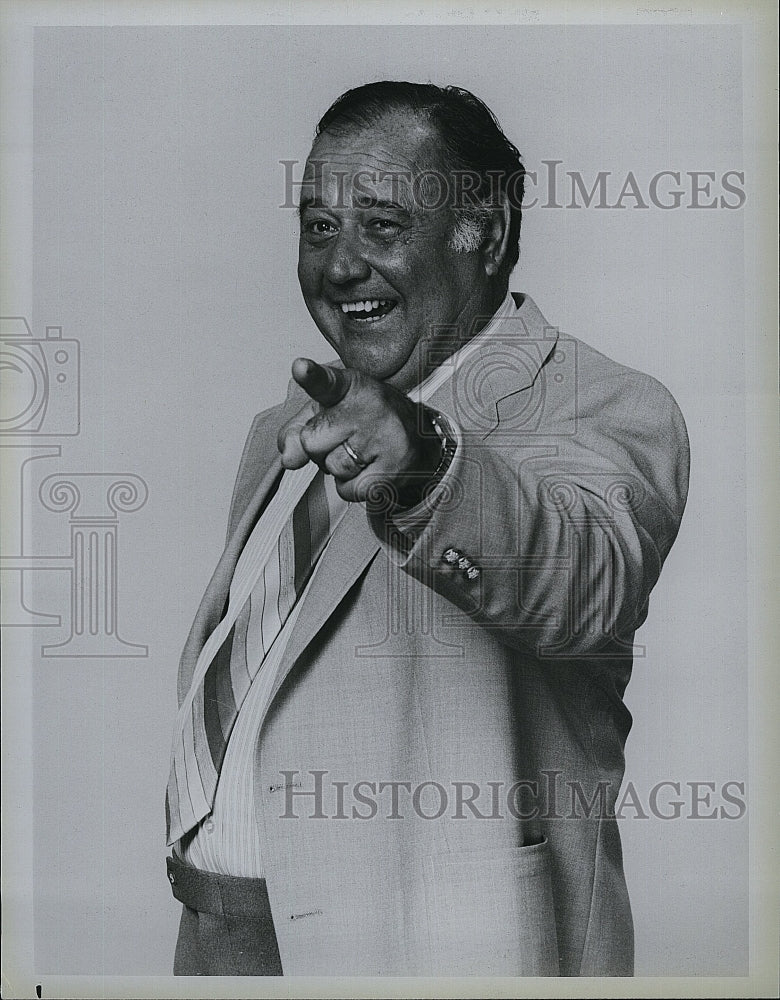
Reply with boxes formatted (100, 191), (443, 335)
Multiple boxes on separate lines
(296, 81), (525, 390)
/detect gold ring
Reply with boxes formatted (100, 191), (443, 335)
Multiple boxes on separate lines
(341, 440), (368, 469)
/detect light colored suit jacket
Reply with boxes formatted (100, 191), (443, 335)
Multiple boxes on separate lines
(176, 294), (690, 976)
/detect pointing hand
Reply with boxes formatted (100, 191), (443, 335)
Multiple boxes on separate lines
(277, 358), (442, 505)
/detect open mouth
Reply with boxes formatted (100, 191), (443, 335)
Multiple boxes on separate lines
(337, 299), (396, 323)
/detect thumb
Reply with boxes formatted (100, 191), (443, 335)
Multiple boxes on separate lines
(292, 358), (352, 408)
(276, 398), (318, 468)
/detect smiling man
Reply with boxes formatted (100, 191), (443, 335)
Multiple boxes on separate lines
(165, 82), (690, 977)
(296, 111), (506, 388)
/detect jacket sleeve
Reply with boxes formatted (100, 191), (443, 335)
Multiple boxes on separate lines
(368, 366), (690, 658)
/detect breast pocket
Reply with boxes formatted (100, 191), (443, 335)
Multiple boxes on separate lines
(423, 838), (560, 976)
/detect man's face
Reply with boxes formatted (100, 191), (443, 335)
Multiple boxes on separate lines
(297, 112), (495, 390)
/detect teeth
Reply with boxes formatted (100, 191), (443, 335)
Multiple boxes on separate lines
(340, 299), (391, 314)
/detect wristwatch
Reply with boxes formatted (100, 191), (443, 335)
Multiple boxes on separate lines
(424, 408), (458, 495)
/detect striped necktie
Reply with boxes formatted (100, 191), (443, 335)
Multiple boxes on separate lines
(165, 467), (331, 845)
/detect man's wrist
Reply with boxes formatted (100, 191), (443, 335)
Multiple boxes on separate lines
(422, 408), (457, 488)
(393, 407), (457, 512)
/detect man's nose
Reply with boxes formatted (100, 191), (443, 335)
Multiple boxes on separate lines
(324, 229), (371, 284)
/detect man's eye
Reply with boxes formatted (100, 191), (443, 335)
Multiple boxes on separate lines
(303, 219), (337, 239)
(370, 218), (402, 234)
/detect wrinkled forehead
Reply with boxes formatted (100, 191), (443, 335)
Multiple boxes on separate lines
(300, 117), (443, 211)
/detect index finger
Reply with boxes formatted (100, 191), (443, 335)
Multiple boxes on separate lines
(292, 358), (352, 408)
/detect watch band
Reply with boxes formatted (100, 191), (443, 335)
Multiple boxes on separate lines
(424, 408), (458, 493)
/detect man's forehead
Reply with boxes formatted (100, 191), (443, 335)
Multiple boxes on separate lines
(299, 158), (417, 209)
(300, 114), (442, 207)
(309, 111), (435, 166)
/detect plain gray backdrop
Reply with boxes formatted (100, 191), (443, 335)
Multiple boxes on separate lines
(27, 24), (746, 976)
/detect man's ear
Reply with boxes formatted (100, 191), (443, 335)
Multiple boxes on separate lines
(481, 193), (512, 277)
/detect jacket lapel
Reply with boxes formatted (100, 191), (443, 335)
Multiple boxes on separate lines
(264, 502), (381, 709)
(178, 452), (284, 702)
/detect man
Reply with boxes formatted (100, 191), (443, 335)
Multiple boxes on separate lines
(165, 81), (689, 977)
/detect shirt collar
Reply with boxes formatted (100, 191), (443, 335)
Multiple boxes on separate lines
(408, 291), (516, 403)
(447, 289), (516, 376)
(410, 290), (529, 404)
(416, 291), (561, 426)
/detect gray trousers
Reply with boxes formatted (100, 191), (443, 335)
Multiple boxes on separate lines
(167, 856), (283, 975)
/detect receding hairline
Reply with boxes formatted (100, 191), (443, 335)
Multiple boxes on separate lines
(308, 107), (450, 178)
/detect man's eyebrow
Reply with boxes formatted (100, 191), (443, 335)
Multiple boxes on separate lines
(297, 195), (318, 218)
(366, 198), (412, 214)
(297, 195), (413, 217)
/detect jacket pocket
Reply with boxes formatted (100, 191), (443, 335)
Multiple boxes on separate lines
(423, 838), (560, 976)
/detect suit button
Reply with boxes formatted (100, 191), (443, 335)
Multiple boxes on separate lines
(457, 556), (472, 571)
(443, 548), (460, 564)
(466, 565), (480, 580)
